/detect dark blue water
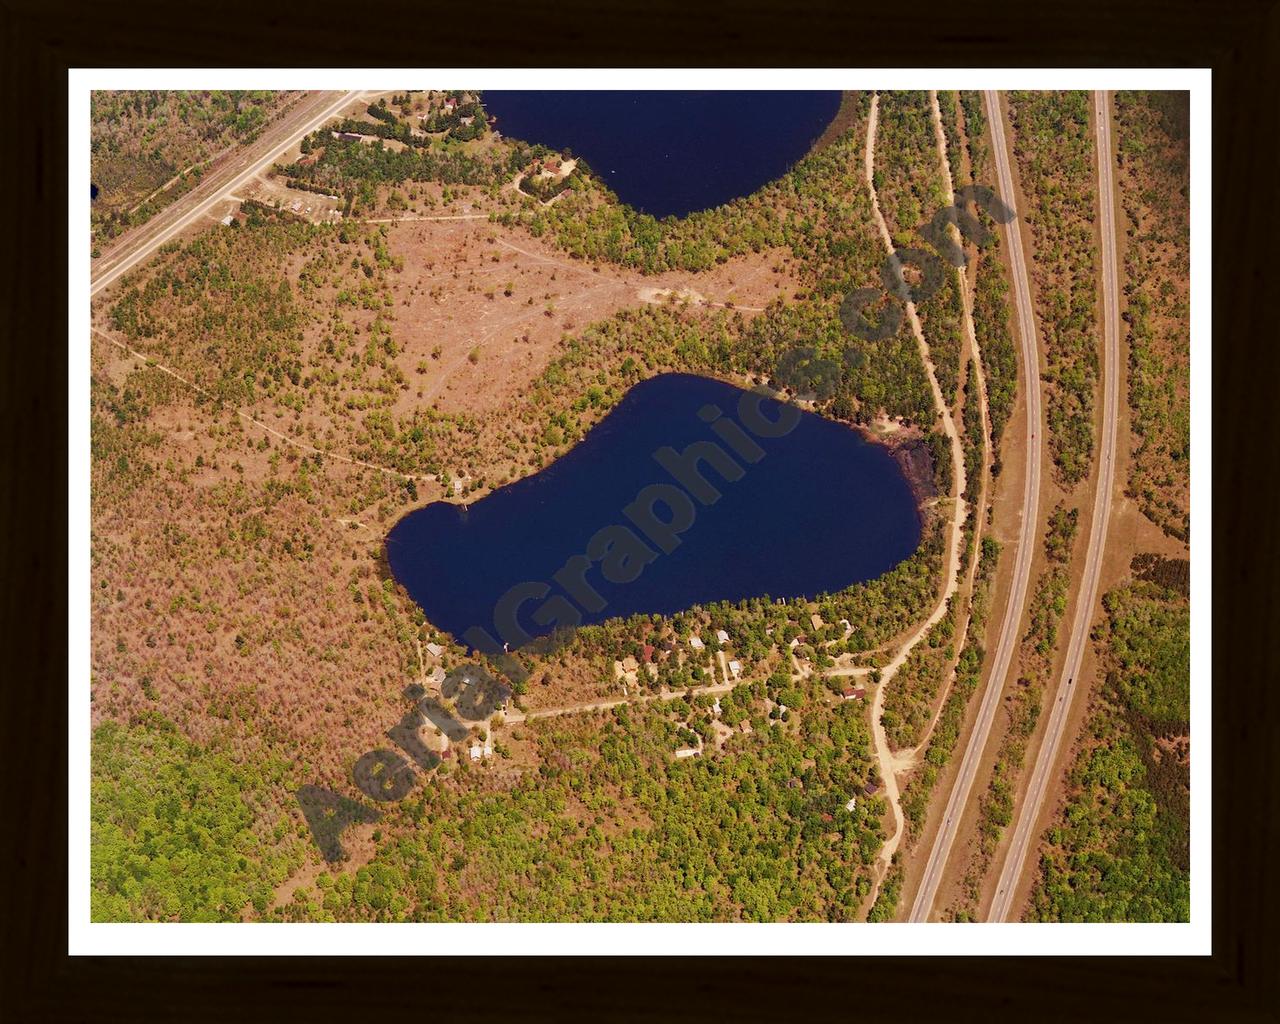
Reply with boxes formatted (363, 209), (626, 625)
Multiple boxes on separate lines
(482, 91), (841, 219)
(386, 374), (920, 650)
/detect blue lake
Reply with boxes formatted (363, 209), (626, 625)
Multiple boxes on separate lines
(385, 374), (921, 651)
(481, 91), (841, 219)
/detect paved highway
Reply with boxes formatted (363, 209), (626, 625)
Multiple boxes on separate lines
(987, 90), (1122, 922)
(91, 90), (363, 297)
(908, 90), (1044, 922)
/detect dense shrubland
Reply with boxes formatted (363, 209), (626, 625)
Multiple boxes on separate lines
(91, 715), (308, 921)
(957, 91), (1019, 462)
(873, 91), (964, 406)
(1030, 579), (1189, 921)
(1007, 91), (1100, 487)
(1114, 91), (1191, 541)
(900, 537), (1000, 837)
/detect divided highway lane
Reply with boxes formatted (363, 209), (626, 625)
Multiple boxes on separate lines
(91, 90), (363, 297)
(907, 90), (1044, 922)
(987, 90), (1122, 922)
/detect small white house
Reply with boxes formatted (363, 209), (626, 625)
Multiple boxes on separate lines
(715, 629), (730, 645)
(469, 744), (483, 761)
(425, 642), (444, 659)
(674, 747), (701, 760)
(845, 797), (857, 812)
(689, 636), (705, 651)
(728, 660), (742, 680)
(712, 698), (722, 715)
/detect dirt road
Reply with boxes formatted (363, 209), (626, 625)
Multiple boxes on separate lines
(862, 93), (969, 905)
(504, 680), (737, 724)
(91, 91), (362, 297)
(987, 90), (1122, 921)
(92, 326), (424, 483)
(907, 90), (1045, 922)
(894, 91), (995, 796)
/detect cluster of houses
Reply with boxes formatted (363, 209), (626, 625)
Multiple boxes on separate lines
(687, 627), (730, 652)
(684, 628), (744, 682)
(412, 637), (508, 766)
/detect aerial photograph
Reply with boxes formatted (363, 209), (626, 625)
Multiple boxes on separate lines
(86, 85), (1192, 926)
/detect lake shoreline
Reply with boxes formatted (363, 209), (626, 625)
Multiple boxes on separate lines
(384, 373), (924, 646)
(481, 90), (841, 220)
(809, 90), (862, 156)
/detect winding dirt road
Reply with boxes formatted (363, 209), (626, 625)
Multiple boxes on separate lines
(987, 89), (1122, 922)
(862, 93), (969, 907)
(91, 90), (363, 297)
(504, 680), (737, 724)
(907, 90), (1045, 922)
(890, 91), (996, 792)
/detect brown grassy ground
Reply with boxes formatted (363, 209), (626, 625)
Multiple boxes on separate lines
(373, 218), (793, 419)
(88, 208), (794, 792)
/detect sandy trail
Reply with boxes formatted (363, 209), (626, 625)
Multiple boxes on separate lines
(861, 93), (970, 911)
(504, 680), (737, 724)
(92, 327), (429, 484)
(364, 214), (490, 223)
(901, 93), (995, 773)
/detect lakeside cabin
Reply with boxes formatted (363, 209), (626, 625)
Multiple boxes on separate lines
(689, 636), (705, 651)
